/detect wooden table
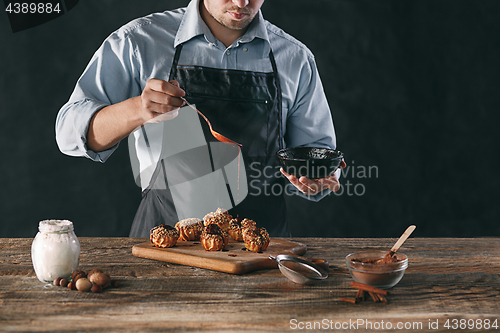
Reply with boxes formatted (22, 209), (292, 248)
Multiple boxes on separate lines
(1, 237), (499, 332)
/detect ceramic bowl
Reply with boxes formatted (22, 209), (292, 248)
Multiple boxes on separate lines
(276, 147), (343, 179)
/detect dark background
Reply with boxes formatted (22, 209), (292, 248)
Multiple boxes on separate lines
(1, 0), (499, 238)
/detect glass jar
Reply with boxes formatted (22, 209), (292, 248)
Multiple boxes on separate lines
(31, 220), (80, 283)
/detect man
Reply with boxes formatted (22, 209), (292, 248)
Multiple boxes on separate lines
(56, 0), (345, 237)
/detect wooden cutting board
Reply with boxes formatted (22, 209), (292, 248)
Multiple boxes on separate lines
(132, 238), (307, 274)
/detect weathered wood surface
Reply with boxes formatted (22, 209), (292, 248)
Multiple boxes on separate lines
(1, 237), (499, 332)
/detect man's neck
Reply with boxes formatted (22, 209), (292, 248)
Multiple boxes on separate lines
(199, 1), (247, 48)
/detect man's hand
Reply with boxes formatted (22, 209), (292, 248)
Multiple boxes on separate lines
(280, 159), (347, 195)
(87, 79), (186, 152)
(140, 79), (186, 122)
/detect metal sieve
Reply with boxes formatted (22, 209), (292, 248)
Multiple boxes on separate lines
(269, 254), (328, 285)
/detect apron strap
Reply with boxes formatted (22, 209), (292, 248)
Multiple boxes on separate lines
(140, 44), (184, 198)
(269, 49), (284, 150)
(169, 44), (183, 82)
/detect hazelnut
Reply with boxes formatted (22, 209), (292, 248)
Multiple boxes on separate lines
(53, 277), (62, 286)
(111, 280), (120, 288)
(67, 281), (76, 290)
(75, 278), (92, 292)
(71, 270), (85, 281)
(59, 278), (68, 288)
(88, 271), (111, 288)
(73, 272), (87, 283)
(91, 284), (102, 293)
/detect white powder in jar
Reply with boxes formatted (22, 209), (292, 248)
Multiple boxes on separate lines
(31, 220), (80, 283)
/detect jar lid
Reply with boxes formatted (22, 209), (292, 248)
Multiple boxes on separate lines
(38, 219), (74, 233)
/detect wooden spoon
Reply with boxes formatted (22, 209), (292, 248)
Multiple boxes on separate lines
(379, 225), (416, 263)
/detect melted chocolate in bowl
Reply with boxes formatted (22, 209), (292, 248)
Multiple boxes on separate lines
(346, 251), (408, 289)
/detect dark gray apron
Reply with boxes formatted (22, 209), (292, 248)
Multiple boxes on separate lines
(129, 43), (288, 237)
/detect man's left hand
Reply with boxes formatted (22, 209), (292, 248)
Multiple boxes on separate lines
(280, 160), (347, 195)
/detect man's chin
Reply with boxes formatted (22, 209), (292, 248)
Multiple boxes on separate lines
(218, 13), (255, 30)
(225, 21), (251, 30)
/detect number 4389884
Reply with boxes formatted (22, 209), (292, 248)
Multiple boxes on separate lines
(444, 318), (498, 330)
(5, 2), (61, 14)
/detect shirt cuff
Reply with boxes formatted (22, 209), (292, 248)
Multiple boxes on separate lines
(73, 99), (118, 163)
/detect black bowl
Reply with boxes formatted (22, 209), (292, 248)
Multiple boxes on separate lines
(276, 147), (343, 179)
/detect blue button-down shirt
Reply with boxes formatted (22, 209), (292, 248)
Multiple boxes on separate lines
(55, 0), (337, 200)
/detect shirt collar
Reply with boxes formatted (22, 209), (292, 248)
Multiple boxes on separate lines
(175, 0), (213, 47)
(175, 0), (271, 55)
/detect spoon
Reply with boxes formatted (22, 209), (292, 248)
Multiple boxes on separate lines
(379, 225), (416, 263)
(181, 97), (242, 147)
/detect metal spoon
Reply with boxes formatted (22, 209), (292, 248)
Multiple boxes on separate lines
(181, 97), (242, 147)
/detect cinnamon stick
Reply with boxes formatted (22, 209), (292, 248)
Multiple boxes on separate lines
(355, 289), (366, 301)
(377, 293), (388, 304)
(351, 281), (388, 296)
(340, 297), (357, 304)
(368, 292), (380, 303)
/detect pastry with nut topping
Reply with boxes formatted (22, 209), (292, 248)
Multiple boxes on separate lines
(150, 224), (179, 248)
(175, 218), (203, 241)
(200, 224), (229, 251)
(241, 218), (257, 240)
(203, 207), (231, 233)
(243, 227), (270, 253)
(228, 217), (244, 241)
(228, 217), (257, 242)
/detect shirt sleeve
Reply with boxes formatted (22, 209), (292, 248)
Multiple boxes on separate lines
(283, 52), (339, 201)
(55, 29), (142, 162)
(284, 53), (336, 150)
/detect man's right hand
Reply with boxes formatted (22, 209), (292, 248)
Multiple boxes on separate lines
(87, 78), (186, 152)
(140, 79), (186, 122)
